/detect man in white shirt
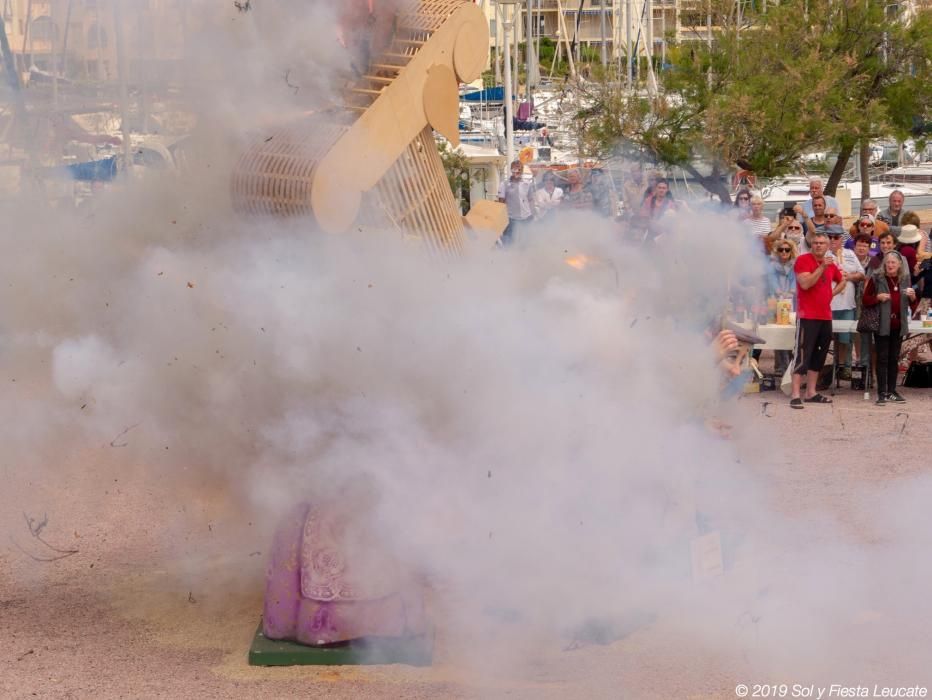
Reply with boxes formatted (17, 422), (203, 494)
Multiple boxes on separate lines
(497, 159), (536, 246)
(801, 176), (840, 218)
(826, 225), (866, 375)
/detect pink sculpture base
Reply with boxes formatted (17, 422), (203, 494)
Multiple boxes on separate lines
(262, 503), (428, 646)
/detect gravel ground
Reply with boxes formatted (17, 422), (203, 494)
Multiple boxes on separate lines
(2, 382), (932, 699)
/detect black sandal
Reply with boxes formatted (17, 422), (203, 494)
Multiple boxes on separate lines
(790, 398), (804, 409)
(804, 394), (832, 404)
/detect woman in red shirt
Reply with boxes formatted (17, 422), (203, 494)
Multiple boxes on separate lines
(862, 252), (918, 404)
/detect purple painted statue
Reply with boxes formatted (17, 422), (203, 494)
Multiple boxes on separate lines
(263, 496), (428, 646)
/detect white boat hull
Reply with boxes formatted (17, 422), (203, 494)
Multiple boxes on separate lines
(759, 178), (930, 204)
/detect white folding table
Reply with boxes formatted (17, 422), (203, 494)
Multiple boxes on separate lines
(753, 321), (932, 351)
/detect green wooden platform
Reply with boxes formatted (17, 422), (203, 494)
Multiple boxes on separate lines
(248, 622), (433, 667)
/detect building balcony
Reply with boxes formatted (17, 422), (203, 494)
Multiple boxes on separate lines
(17, 39), (54, 55)
(535, 0), (614, 10)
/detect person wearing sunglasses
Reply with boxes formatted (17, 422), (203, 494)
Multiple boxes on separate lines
(844, 214), (881, 259)
(733, 188), (752, 215)
(847, 202), (889, 239)
(768, 242), (798, 300)
(851, 233), (876, 371)
(767, 239), (798, 376)
(826, 226), (864, 378)
(859, 198), (881, 218)
(824, 210), (846, 237)
(783, 221), (806, 248)
(766, 207), (806, 250)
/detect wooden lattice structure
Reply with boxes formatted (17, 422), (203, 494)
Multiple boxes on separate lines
(231, 0), (504, 253)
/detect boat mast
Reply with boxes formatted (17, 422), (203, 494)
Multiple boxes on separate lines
(600, 0), (607, 67)
(114, 0), (132, 175)
(625, 0), (632, 89)
(525, 0), (532, 108)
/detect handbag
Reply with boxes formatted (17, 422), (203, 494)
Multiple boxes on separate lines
(904, 361), (932, 388)
(857, 304), (880, 333)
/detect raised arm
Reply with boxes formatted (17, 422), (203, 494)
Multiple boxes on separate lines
(766, 219), (788, 242)
(797, 260), (827, 290)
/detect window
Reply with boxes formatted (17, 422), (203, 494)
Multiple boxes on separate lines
(30, 16), (59, 42)
(531, 15), (545, 38)
(679, 11), (705, 27)
(87, 23), (108, 49)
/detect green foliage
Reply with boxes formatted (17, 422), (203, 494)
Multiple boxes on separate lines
(537, 37), (557, 68)
(579, 45), (601, 64)
(536, 37), (570, 78)
(577, 0), (932, 200)
(437, 140), (472, 211)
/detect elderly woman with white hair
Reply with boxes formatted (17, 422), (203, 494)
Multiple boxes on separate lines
(743, 193), (773, 253)
(861, 252), (919, 404)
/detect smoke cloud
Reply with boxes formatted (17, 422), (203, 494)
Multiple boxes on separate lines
(2, 0), (931, 692)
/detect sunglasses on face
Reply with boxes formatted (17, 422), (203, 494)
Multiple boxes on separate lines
(777, 248), (792, 253)
(787, 226), (802, 231)
(859, 223), (874, 227)
(738, 197), (749, 201)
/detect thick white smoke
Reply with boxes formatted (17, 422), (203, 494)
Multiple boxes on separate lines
(2, 0), (931, 693)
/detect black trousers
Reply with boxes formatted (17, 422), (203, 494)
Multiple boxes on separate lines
(873, 333), (904, 396)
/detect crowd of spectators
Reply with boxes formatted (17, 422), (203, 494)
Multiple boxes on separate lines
(727, 177), (930, 405)
(498, 160), (684, 246)
(498, 165), (932, 403)
(496, 159), (616, 244)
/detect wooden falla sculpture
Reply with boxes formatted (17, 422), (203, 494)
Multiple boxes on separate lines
(236, 1), (503, 664)
(232, 0), (505, 252)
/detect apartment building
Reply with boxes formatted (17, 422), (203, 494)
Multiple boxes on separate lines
(478, 0), (932, 65)
(478, 0), (720, 65)
(2, 0), (186, 84)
